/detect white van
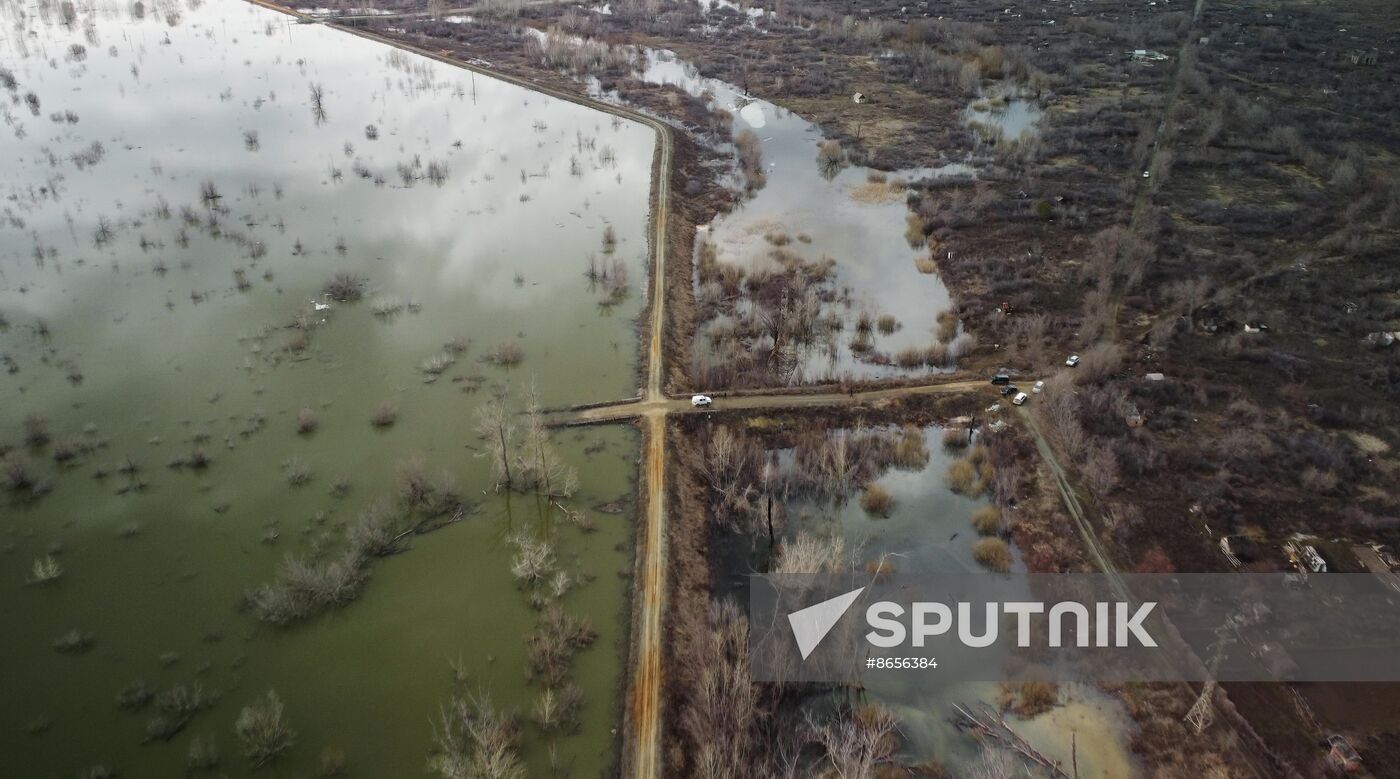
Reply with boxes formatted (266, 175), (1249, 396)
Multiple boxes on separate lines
(1012, 392), (1028, 406)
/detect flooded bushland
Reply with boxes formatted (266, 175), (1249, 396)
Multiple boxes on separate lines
(673, 414), (1137, 776)
(0, 0), (653, 775)
(627, 49), (976, 388)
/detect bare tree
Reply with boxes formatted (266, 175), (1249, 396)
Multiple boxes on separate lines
(475, 395), (516, 490)
(681, 601), (760, 779)
(429, 691), (525, 779)
(702, 427), (758, 521)
(808, 703), (900, 779)
(519, 389), (579, 499)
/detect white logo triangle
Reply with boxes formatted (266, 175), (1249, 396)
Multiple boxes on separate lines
(787, 587), (864, 660)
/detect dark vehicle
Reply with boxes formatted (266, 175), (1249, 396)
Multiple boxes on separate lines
(990, 374), (1011, 386)
(999, 385), (1018, 396)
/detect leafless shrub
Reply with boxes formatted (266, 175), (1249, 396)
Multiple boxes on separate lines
(296, 408), (317, 434)
(322, 273), (364, 302)
(525, 606), (596, 686)
(23, 413), (50, 446)
(235, 690), (295, 767)
(487, 342), (524, 367)
(679, 601), (760, 779)
(371, 401), (397, 428)
(244, 552), (365, 626)
(810, 704), (901, 778)
(735, 129), (766, 194)
(508, 532), (555, 585)
(817, 139), (845, 178)
(526, 25), (633, 75)
(1074, 342), (1123, 384)
(774, 531), (846, 574)
(429, 692), (524, 779)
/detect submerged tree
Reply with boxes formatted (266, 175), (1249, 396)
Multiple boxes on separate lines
(234, 690), (295, 767)
(429, 692), (525, 779)
(475, 395), (516, 490)
(519, 394), (578, 500)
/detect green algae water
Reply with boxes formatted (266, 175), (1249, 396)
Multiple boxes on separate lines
(0, 0), (653, 775)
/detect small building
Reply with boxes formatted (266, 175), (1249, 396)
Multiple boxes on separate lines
(852, 92), (867, 104)
(1328, 735), (1362, 772)
(1145, 372), (1165, 382)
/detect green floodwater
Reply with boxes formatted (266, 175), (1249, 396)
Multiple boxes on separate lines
(0, 0), (653, 776)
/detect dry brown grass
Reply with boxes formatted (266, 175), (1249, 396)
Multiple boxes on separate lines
(936, 310), (959, 343)
(946, 445), (993, 495)
(892, 425), (929, 469)
(971, 505), (1001, 535)
(973, 537), (1012, 572)
(1007, 680), (1057, 716)
(850, 178), (905, 204)
(942, 427), (969, 450)
(860, 483), (896, 517)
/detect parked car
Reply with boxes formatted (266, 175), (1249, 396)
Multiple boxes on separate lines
(1065, 354), (1081, 367)
(1032, 380), (1045, 394)
(1012, 392), (1029, 406)
(999, 385), (1018, 396)
(690, 394), (712, 407)
(990, 373), (1011, 386)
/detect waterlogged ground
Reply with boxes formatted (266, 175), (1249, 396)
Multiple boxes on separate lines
(751, 424), (1138, 775)
(629, 49), (973, 383)
(0, 0), (653, 775)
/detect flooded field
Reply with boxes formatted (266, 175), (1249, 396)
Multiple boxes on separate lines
(0, 0), (654, 775)
(618, 50), (975, 386)
(721, 422), (1137, 775)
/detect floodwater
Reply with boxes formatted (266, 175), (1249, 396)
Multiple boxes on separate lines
(964, 89), (1044, 141)
(625, 49), (974, 383)
(765, 425), (1139, 775)
(0, 1), (653, 776)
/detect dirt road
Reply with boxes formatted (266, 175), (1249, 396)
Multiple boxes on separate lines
(550, 377), (999, 426)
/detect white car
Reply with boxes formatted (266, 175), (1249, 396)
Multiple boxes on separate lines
(1012, 392), (1028, 406)
(690, 394), (713, 407)
(1032, 380), (1045, 394)
(1065, 354), (1081, 367)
